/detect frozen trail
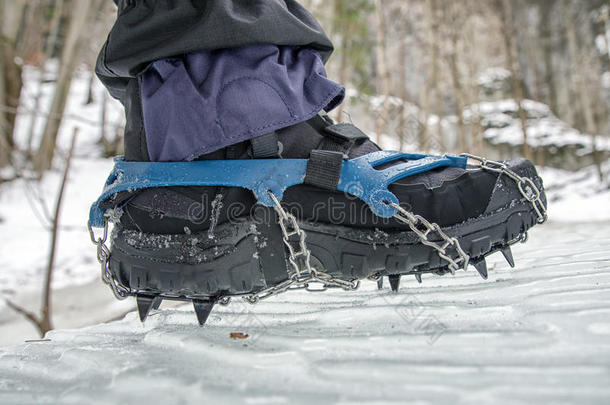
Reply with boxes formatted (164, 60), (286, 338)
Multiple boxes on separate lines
(1, 222), (609, 404)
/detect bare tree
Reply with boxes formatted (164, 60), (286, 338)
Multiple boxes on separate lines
(7, 129), (78, 336)
(443, 2), (467, 152)
(374, 0), (390, 148)
(429, 0), (444, 151)
(563, 0), (604, 182)
(0, 0), (26, 169)
(495, 0), (532, 160)
(419, 0), (437, 153)
(538, 0), (558, 115)
(34, 0), (103, 173)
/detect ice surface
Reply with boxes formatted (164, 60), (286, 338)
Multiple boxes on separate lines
(0, 222), (609, 404)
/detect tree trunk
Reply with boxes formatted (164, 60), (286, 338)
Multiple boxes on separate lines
(0, 48), (9, 168)
(34, 0), (102, 173)
(464, 4), (484, 156)
(374, 0), (390, 148)
(539, 0), (557, 113)
(39, 130), (76, 336)
(430, 0), (443, 151)
(45, 0), (65, 59)
(497, 0), (532, 160)
(399, 36), (408, 152)
(420, 0), (437, 153)
(564, 0), (603, 182)
(445, 2), (466, 153)
(0, 0), (26, 168)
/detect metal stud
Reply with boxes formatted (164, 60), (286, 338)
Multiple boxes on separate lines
(152, 297), (162, 310)
(193, 299), (215, 326)
(388, 275), (401, 292)
(472, 259), (488, 280)
(136, 294), (159, 322)
(501, 246), (515, 268)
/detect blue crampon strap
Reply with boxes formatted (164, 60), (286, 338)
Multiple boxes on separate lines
(89, 151), (466, 227)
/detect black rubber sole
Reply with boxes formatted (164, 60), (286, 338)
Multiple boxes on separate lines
(109, 199), (539, 301)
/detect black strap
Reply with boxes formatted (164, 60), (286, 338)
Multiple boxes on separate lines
(324, 123), (369, 142)
(250, 131), (279, 158)
(320, 123), (369, 154)
(304, 150), (344, 190)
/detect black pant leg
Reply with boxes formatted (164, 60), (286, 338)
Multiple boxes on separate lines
(96, 0), (333, 160)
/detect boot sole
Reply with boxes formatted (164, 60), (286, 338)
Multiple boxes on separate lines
(109, 199), (538, 300)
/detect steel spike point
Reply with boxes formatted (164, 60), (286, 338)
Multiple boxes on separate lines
(377, 278), (384, 290)
(193, 299), (215, 326)
(388, 275), (401, 292)
(136, 294), (157, 322)
(472, 259), (488, 280)
(414, 273), (422, 284)
(152, 296), (162, 310)
(501, 246), (515, 268)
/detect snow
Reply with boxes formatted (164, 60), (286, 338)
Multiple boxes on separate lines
(0, 63), (124, 309)
(540, 161), (610, 223)
(466, 99), (610, 153)
(476, 66), (511, 89)
(0, 221), (609, 404)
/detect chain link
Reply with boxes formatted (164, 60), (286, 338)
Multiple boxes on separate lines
(242, 191), (360, 304)
(390, 203), (469, 274)
(461, 153), (547, 224)
(87, 220), (129, 300)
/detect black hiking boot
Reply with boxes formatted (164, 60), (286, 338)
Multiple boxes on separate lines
(90, 113), (547, 324)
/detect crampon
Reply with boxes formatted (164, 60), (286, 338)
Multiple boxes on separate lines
(89, 145), (547, 326)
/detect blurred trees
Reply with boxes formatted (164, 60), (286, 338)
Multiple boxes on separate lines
(0, 0), (114, 176)
(34, 0), (104, 172)
(321, 0), (609, 178)
(0, 0), (608, 179)
(0, 0), (26, 169)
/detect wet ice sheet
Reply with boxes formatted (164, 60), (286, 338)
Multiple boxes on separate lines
(1, 222), (609, 404)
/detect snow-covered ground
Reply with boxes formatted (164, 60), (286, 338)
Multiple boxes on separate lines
(539, 163), (610, 223)
(0, 221), (609, 404)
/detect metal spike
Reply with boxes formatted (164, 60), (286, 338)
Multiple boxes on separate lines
(152, 296), (162, 310)
(388, 275), (401, 292)
(501, 246), (515, 268)
(136, 294), (157, 322)
(472, 259), (488, 280)
(377, 278), (384, 290)
(414, 273), (422, 284)
(193, 299), (215, 326)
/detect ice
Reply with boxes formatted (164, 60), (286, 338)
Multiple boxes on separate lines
(207, 193), (224, 239)
(0, 222), (609, 403)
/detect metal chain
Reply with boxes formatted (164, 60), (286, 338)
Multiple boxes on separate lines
(242, 191), (359, 304)
(390, 203), (470, 274)
(89, 154), (545, 305)
(461, 153), (547, 224)
(87, 220), (129, 300)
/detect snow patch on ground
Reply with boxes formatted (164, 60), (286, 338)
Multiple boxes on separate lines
(539, 161), (610, 223)
(0, 63), (122, 307)
(466, 99), (610, 153)
(0, 157), (113, 303)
